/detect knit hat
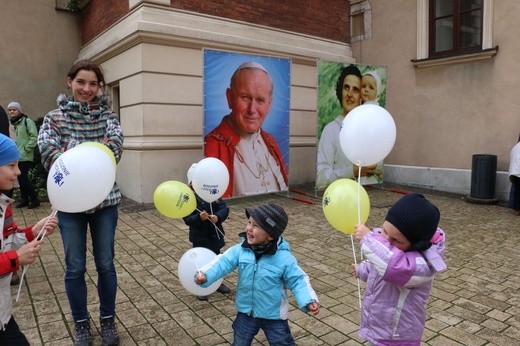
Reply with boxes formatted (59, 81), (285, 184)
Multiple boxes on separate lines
(0, 133), (21, 166)
(385, 193), (440, 251)
(187, 163), (197, 185)
(7, 102), (22, 113)
(245, 202), (288, 239)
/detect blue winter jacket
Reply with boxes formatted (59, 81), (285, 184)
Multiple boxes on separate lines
(201, 237), (318, 320)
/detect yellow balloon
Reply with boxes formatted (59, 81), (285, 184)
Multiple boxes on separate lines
(322, 179), (370, 234)
(79, 142), (117, 167)
(154, 181), (197, 218)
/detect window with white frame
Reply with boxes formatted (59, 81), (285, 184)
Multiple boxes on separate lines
(414, 0), (496, 66)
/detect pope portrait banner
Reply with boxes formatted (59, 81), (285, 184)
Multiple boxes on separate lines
(203, 49), (291, 198)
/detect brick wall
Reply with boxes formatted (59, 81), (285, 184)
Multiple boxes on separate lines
(81, 0), (350, 44)
(81, 0), (129, 44)
(171, 0), (350, 42)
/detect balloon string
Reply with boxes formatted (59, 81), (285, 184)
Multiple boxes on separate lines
(190, 251), (201, 272)
(350, 234), (362, 309)
(356, 161), (362, 224)
(355, 163), (364, 265)
(16, 209), (58, 302)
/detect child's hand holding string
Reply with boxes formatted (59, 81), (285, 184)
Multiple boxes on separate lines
(16, 239), (44, 266)
(32, 215), (59, 239)
(354, 223), (370, 241)
(195, 272), (207, 285)
(199, 210), (209, 221)
(307, 301), (320, 315)
(351, 263), (359, 278)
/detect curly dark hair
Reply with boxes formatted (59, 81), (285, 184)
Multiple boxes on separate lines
(335, 64), (362, 103)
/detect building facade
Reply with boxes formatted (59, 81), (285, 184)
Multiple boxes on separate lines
(2, 0), (517, 203)
(77, 0), (353, 202)
(350, 0), (516, 201)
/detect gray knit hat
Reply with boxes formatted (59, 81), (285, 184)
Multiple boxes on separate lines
(245, 202), (288, 239)
(7, 102), (22, 113)
(385, 193), (440, 251)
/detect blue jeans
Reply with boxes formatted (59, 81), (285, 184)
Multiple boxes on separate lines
(58, 205), (118, 322)
(232, 312), (295, 346)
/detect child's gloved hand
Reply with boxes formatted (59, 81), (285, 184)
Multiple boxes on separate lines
(307, 302), (320, 316)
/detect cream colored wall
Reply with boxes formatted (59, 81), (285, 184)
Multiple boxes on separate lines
(0, 0), (81, 119)
(79, 4), (353, 203)
(350, 0), (518, 200)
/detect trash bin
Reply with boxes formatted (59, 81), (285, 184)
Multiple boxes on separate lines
(470, 154), (497, 199)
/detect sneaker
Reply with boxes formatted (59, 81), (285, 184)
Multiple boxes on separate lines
(217, 284), (231, 294)
(100, 316), (120, 346)
(15, 201), (29, 208)
(10, 272), (20, 286)
(197, 295), (208, 301)
(74, 320), (92, 346)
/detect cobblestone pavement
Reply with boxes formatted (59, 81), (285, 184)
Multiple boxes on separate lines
(11, 184), (520, 345)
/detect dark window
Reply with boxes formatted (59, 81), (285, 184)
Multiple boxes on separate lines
(429, 0), (483, 57)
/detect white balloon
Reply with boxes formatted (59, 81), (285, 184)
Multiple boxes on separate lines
(339, 104), (397, 166)
(47, 145), (116, 213)
(177, 247), (223, 296)
(192, 157), (229, 202)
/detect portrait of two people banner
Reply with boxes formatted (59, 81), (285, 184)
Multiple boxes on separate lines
(202, 49), (387, 198)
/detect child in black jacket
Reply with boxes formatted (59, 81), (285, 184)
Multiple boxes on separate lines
(183, 163), (231, 300)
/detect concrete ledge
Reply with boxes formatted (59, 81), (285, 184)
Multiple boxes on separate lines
(383, 164), (511, 202)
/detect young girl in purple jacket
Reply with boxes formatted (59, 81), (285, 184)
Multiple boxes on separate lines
(352, 193), (447, 346)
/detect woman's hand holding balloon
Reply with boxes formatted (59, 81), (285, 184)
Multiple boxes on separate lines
(353, 164), (377, 177)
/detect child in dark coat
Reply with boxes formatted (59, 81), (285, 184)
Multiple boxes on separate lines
(183, 163), (231, 300)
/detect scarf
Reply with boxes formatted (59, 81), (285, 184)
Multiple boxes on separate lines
(9, 114), (25, 126)
(242, 237), (278, 260)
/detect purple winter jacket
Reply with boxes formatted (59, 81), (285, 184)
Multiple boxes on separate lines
(357, 228), (446, 346)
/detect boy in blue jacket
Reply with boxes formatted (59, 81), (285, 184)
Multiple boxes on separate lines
(196, 202), (319, 345)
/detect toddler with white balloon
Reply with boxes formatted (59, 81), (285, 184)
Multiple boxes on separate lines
(182, 162), (231, 301)
(195, 202), (319, 345)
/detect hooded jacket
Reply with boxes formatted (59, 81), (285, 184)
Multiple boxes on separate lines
(356, 228), (447, 346)
(37, 94), (124, 212)
(11, 114), (38, 162)
(201, 236), (318, 320)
